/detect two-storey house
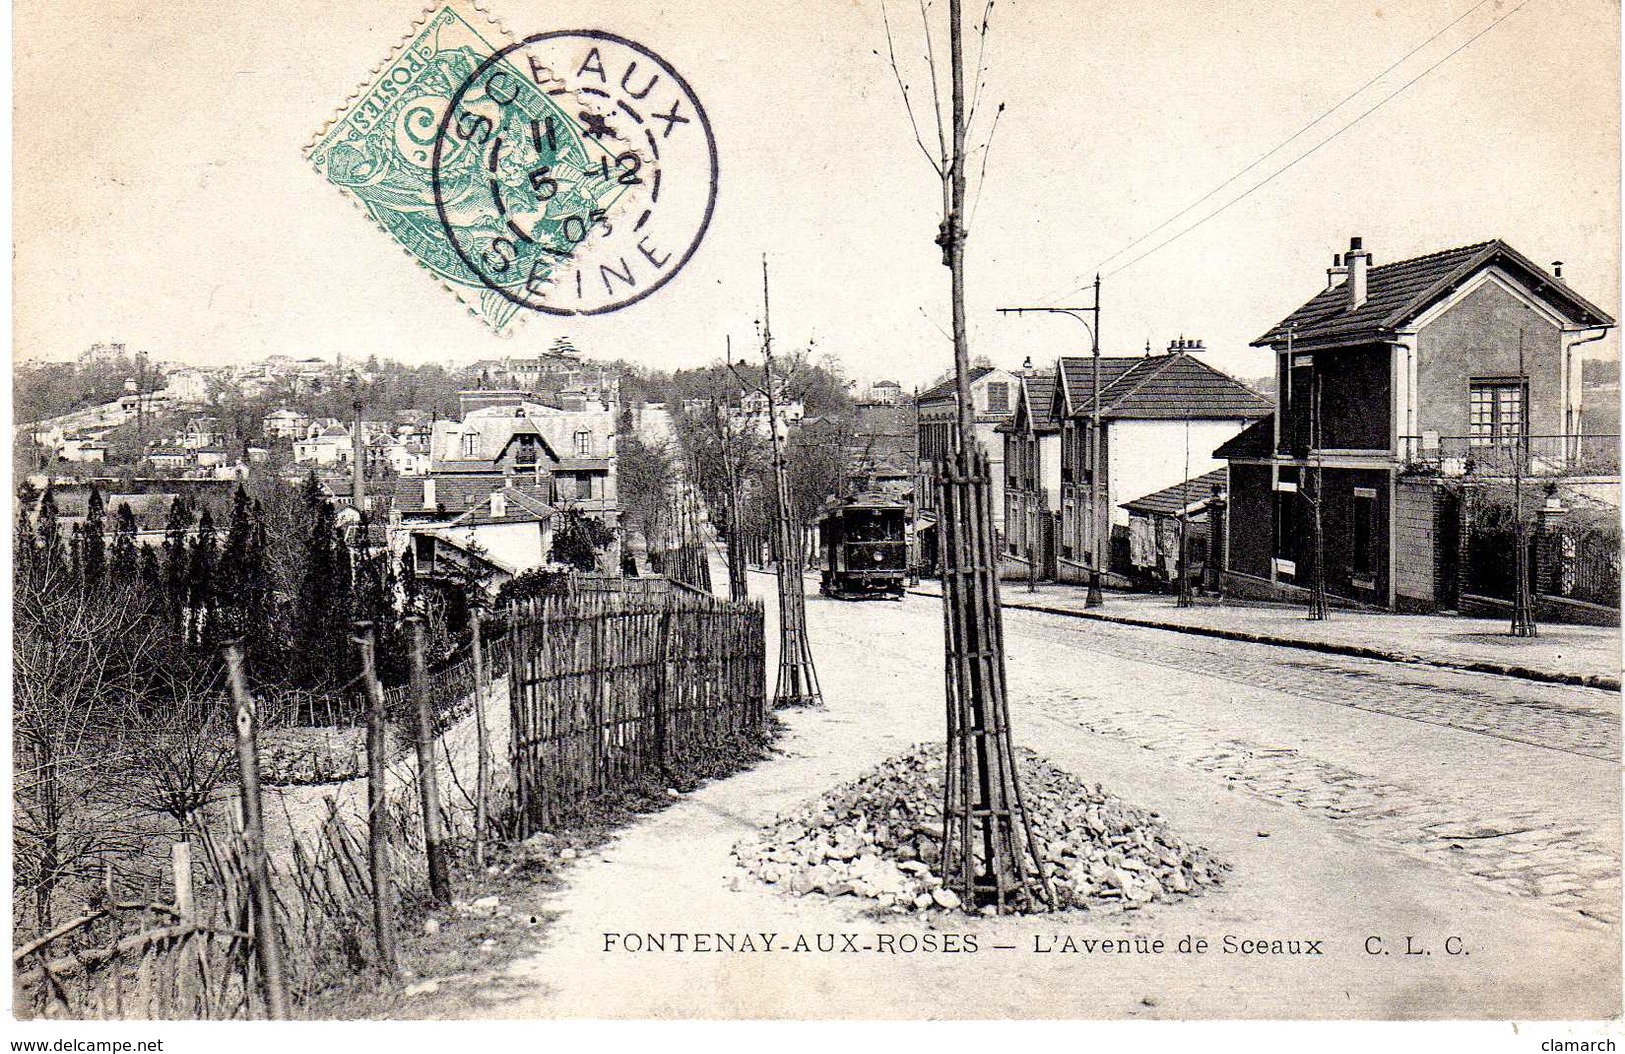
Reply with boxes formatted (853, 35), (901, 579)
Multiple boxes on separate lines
(1053, 342), (1272, 585)
(1219, 237), (1615, 612)
(997, 370), (1061, 579)
(914, 365), (1018, 555)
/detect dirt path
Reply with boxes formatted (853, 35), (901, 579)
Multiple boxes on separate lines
(444, 581), (1618, 1020)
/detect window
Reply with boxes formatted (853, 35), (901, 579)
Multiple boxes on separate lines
(574, 430), (593, 457)
(515, 434), (537, 465)
(1469, 379), (1526, 446)
(1352, 487), (1376, 579)
(461, 432), (478, 458)
(985, 382), (1010, 414)
(1274, 468), (1300, 567)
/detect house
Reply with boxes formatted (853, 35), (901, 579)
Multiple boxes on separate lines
(997, 370), (1062, 579)
(262, 408), (309, 439)
(293, 423), (351, 465)
(162, 367), (210, 405)
(1219, 236), (1616, 617)
(1052, 341), (1272, 585)
(144, 446), (192, 471)
(59, 433), (108, 464)
(861, 379), (904, 406)
(914, 366), (1019, 567)
(428, 393), (618, 524)
(392, 476), (565, 590)
(1120, 467), (1226, 589)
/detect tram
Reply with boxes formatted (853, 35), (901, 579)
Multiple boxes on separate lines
(815, 492), (909, 600)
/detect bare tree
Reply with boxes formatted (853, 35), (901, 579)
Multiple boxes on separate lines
(13, 565), (174, 929)
(881, 0), (1048, 912)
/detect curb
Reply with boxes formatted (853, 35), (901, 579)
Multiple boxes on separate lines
(905, 586), (1620, 693)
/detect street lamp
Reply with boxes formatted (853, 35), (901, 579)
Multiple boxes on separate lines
(997, 274), (1106, 607)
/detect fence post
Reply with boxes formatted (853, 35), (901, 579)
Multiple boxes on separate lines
(470, 605), (490, 869)
(352, 621), (398, 977)
(653, 607), (672, 775)
(407, 616), (453, 906)
(219, 642), (289, 1020)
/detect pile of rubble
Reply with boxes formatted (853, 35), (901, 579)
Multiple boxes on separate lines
(732, 744), (1226, 914)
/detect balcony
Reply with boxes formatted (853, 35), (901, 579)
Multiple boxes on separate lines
(1399, 434), (1620, 479)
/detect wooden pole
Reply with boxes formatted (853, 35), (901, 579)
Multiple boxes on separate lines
(220, 642), (289, 1019)
(407, 615), (453, 905)
(352, 621), (398, 976)
(470, 606), (490, 868)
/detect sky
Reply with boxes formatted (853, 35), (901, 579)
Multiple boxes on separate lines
(12, 0), (1620, 390)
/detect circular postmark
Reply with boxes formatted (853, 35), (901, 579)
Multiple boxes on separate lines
(431, 30), (717, 317)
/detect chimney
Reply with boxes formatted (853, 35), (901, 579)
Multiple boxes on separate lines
(1326, 253), (1346, 291)
(490, 490), (506, 518)
(1552, 261), (1566, 283)
(1346, 236), (1371, 309)
(422, 476), (436, 510)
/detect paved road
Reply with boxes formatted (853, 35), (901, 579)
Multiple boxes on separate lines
(461, 578), (1619, 1019)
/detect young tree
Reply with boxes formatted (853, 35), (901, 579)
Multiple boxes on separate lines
(882, 0), (1046, 911)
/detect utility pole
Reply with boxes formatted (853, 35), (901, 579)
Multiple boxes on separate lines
(716, 337), (749, 603)
(997, 275), (1106, 606)
(1511, 326), (1537, 637)
(1176, 417), (1194, 608)
(350, 375), (367, 522)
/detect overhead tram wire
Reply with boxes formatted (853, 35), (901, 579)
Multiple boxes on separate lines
(1030, 0), (1513, 305)
(1088, 0), (1534, 287)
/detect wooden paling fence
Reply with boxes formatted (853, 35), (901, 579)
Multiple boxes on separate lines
(17, 578), (768, 1019)
(507, 589), (766, 834)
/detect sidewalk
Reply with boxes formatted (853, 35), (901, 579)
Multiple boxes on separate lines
(909, 579), (1621, 691)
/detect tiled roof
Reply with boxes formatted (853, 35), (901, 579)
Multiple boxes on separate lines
(1122, 468), (1228, 517)
(1023, 372), (1060, 432)
(1057, 357), (1145, 416)
(1213, 415), (1275, 459)
(1254, 239), (1615, 348)
(392, 475), (554, 518)
(1057, 354), (1273, 421)
(915, 365), (994, 405)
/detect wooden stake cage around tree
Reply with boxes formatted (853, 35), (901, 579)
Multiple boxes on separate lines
(936, 449), (1053, 912)
(733, 257), (821, 709)
(932, 0), (1050, 912)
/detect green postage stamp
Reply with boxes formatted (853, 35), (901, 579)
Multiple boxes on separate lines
(307, 1), (718, 332)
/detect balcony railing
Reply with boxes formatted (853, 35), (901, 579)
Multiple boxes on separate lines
(1398, 434), (1620, 478)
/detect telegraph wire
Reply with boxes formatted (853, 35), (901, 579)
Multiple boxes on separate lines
(1033, 0), (1521, 304)
(1094, 0), (1532, 284)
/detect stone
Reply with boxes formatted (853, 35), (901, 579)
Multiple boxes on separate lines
(471, 895), (500, 911)
(932, 887), (962, 910)
(403, 980), (441, 997)
(423, 918), (441, 935)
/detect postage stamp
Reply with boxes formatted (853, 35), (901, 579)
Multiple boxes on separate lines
(307, 3), (717, 332)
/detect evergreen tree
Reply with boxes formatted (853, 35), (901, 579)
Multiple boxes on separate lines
(37, 481), (62, 572)
(217, 485), (253, 644)
(247, 499), (273, 672)
(138, 546), (165, 617)
(15, 481), (40, 577)
(189, 508), (219, 651)
(69, 523), (85, 582)
(109, 503), (139, 585)
(296, 480), (339, 687)
(81, 488), (106, 586)
(162, 496), (193, 638)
